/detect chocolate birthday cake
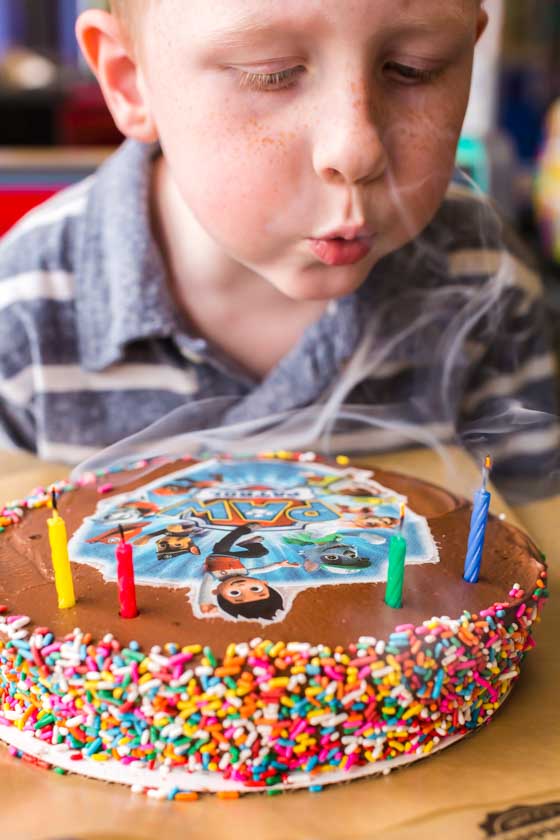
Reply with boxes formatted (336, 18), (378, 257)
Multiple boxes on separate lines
(0, 452), (547, 796)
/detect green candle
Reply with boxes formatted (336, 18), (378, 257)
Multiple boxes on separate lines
(385, 533), (406, 609)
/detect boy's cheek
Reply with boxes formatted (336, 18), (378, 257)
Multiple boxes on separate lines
(386, 109), (461, 203)
(166, 135), (302, 241)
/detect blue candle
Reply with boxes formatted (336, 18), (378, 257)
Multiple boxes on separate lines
(463, 457), (492, 584)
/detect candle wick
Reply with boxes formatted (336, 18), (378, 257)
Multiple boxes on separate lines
(51, 489), (58, 513)
(119, 524), (126, 544)
(482, 455), (492, 492)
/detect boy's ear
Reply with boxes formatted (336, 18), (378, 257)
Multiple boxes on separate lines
(75, 10), (157, 143)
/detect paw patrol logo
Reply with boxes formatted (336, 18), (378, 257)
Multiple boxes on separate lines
(196, 485), (313, 501)
(177, 483), (337, 529)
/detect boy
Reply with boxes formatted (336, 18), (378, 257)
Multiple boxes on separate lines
(0, 0), (557, 502)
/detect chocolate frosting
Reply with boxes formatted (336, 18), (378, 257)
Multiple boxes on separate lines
(0, 460), (544, 650)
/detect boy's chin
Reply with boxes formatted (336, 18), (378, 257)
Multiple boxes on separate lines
(269, 268), (370, 302)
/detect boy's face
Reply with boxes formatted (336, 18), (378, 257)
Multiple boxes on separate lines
(138, 0), (484, 301)
(216, 576), (270, 604)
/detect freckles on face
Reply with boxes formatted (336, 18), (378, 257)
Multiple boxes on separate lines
(219, 121), (299, 205)
(140, 6), (319, 262)
(378, 84), (468, 246)
(161, 98), (306, 252)
(141, 0), (480, 293)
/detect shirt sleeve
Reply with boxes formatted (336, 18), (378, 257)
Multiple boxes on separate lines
(0, 209), (78, 458)
(458, 253), (559, 503)
(0, 299), (37, 454)
(252, 561), (289, 574)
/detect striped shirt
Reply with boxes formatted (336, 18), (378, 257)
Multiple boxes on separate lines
(0, 140), (558, 501)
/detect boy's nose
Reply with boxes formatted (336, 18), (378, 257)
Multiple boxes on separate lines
(312, 84), (388, 187)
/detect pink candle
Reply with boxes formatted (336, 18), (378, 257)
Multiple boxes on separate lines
(116, 525), (138, 619)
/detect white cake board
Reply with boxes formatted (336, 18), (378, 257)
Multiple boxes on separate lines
(0, 723), (465, 795)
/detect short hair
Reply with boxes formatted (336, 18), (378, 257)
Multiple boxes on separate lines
(109, 0), (134, 20)
(109, 0), (148, 40)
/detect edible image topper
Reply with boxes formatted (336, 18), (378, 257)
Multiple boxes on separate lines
(68, 458), (439, 624)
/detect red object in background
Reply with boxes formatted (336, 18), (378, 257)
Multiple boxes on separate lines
(0, 188), (61, 236)
(0, 82), (120, 236)
(59, 84), (123, 147)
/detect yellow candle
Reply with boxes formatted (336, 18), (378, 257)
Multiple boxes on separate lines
(47, 497), (75, 610)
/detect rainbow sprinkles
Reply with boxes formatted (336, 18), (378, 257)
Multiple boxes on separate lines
(0, 452), (549, 797)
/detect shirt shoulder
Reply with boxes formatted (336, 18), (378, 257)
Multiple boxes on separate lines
(412, 180), (544, 306)
(0, 177), (94, 378)
(424, 181), (516, 255)
(0, 175), (94, 282)
(0, 139), (152, 283)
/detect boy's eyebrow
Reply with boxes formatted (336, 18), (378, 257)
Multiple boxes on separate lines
(203, 17), (472, 51)
(204, 25), (286, 49)
(199, 9), (473, 50)
(200, 18), (300, 49)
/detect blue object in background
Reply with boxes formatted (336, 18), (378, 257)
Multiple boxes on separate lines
(0, 0), (81, 65)
(499, 67), (547, 164)
(456, 136), (490, 194)
(57, 0), (80, 65)
(0, 0), (25, 56)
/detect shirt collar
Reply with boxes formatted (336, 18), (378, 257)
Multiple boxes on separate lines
(223, 290), (363, 423)
(75, 140), (182, 372)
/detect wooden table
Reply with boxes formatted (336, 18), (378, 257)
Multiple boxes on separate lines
(0, 448), (558, 840)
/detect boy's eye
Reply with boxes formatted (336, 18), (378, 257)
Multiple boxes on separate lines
(384, 61), (441, 85)
(237, 66), (305, 92)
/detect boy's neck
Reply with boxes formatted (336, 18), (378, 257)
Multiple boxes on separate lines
(150, 155), (327, 380)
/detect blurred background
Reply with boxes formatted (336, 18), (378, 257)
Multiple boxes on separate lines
(0, 0), (559, 363)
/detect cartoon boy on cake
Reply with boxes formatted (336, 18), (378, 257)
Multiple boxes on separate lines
(197, 524), (297, 621)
